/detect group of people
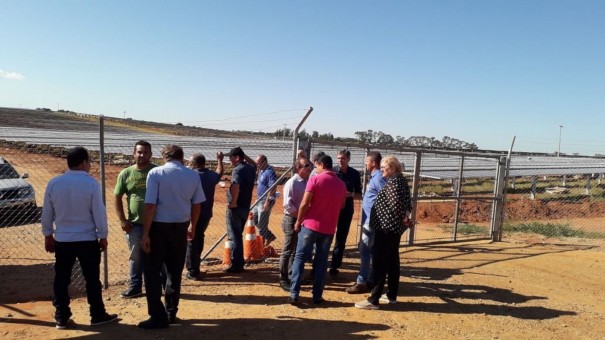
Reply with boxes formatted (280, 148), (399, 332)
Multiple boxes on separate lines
(41, 141), (413, 330)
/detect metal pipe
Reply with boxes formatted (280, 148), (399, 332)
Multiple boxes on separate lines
(99, 115), (109, 289)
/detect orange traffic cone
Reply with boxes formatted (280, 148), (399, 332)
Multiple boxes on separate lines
(222, 240), (233, 266)
(243, 212), (262, 261)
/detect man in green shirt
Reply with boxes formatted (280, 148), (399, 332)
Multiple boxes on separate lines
(114, 140), (156, 298)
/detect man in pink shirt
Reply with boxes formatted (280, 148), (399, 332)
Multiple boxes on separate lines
(288, 154), (347, 305)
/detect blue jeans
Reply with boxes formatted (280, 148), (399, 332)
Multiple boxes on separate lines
(226, 208), (248, 269)
(253, 197), (276, 242)
(126, 223), (144, 290)
(290, 226), (334, 301)
(356, 223), (374, 285)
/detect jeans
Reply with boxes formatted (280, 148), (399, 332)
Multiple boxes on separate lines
(186, 216), (211, 275)
(331, 205), (354, 271)
(142, 221), (188, 321)
(126, 223), (144, 290)
(290, 226), (334, 301)
(226, 207), (248, 269)
(368, 229), (402, 305)
(253, 197), (276, 242)
(53, 240), (106, 321)
(356, 223), (374, 285)
(278, 214), (297, 283)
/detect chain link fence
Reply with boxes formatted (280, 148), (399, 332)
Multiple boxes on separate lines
(2, 118), (604, 302)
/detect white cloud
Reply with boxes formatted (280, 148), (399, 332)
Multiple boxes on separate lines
(0, 69), (25, 80)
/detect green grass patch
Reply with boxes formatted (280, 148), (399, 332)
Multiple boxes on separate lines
(504, 222), (605, 239)
(457, 224), (488, 235)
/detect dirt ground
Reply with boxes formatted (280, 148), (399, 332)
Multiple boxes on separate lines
(2, 148), (605, 339)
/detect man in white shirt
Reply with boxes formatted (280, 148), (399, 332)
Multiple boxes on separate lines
(41, 146), (117, 329)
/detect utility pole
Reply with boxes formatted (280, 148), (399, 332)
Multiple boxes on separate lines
(557, 125), (564, 157)
(282, 124), (286, 141)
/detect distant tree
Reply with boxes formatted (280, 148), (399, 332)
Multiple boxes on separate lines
(312, 130), (319, 139)
(376, 132), (394, 145)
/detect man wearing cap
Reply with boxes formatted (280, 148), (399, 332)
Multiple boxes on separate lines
(138, 145), (205, 329)
(224, 146), (256, 273)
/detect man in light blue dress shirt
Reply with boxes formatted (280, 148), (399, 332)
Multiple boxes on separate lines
(138, 144), (205, 329)
(346, 151), (386, 294)
(41, 146), (117, 329)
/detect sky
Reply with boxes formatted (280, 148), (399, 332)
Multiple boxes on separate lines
(1, 0), (604, 155)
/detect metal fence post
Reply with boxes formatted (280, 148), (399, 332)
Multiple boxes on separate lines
(452, 155), (465, 241)
(407, 151), (422, 245)
(490, 156), (506, 241)
(99, 115), (109, 288)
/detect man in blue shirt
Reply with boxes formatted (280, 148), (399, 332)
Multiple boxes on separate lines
(41, 146), (117, 329)
(253, 154), (278, 246)
(346, 151), (386, 294)
(139, 145), (205, 329)
(185, 151), (224, 280)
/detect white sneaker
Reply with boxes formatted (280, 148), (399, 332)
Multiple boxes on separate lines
(354, 300), (379, 310)
(379, 294), (396, 305)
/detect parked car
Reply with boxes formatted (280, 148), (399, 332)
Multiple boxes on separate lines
(0, 157), (37, 211)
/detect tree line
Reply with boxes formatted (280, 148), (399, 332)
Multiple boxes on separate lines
(271, 128), (478, 151)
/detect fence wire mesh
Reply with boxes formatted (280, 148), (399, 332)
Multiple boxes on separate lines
(3, 118), (604, 300)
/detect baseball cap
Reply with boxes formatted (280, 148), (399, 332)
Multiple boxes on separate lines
(226, 147), (245, 158)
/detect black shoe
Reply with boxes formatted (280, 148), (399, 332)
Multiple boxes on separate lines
(138, 317), (169, 329)
(186, 272), (202, 281)
(279, 281), (290, 292)
(168, 314), (179, 324)
(121, 288), (144, 299)
(313, 297), (325, 305)
(329, 268), (339, 278)
(55, 318), (72, 329)
(91, 313), (118, 326)
(223, 266), (244, 273)
(288, 297), (299, 306)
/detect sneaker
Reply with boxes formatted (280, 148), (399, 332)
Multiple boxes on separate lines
(345, 283), (369, 294)
(55, 318), (72, 329)
(138, 317), (169, 329)
(121, 287), (144, 299)
(379, 294), (397, 305)
(91, 313), (118, 326)
(355, 300), (379, 310)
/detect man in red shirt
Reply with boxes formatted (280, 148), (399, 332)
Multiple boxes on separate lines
(288, 154), (347, 305)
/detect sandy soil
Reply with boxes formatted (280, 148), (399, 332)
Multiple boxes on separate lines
(1, 147), (605, 339)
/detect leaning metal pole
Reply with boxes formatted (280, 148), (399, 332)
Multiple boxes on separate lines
(99, 115), (109, 288)
(292, 107), (314, 169)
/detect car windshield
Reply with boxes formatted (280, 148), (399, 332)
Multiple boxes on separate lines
(0, 164), (20, 179)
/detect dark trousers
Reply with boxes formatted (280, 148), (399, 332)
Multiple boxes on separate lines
(186, 216), (211, 275)
(226, 208), (248, 269)
(53, 240), (106, 321)
(368, 229), (402, 304)
(278, 214), (298, 283)
(331, 206), (354, 271)
(143, 221), (188, 321)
